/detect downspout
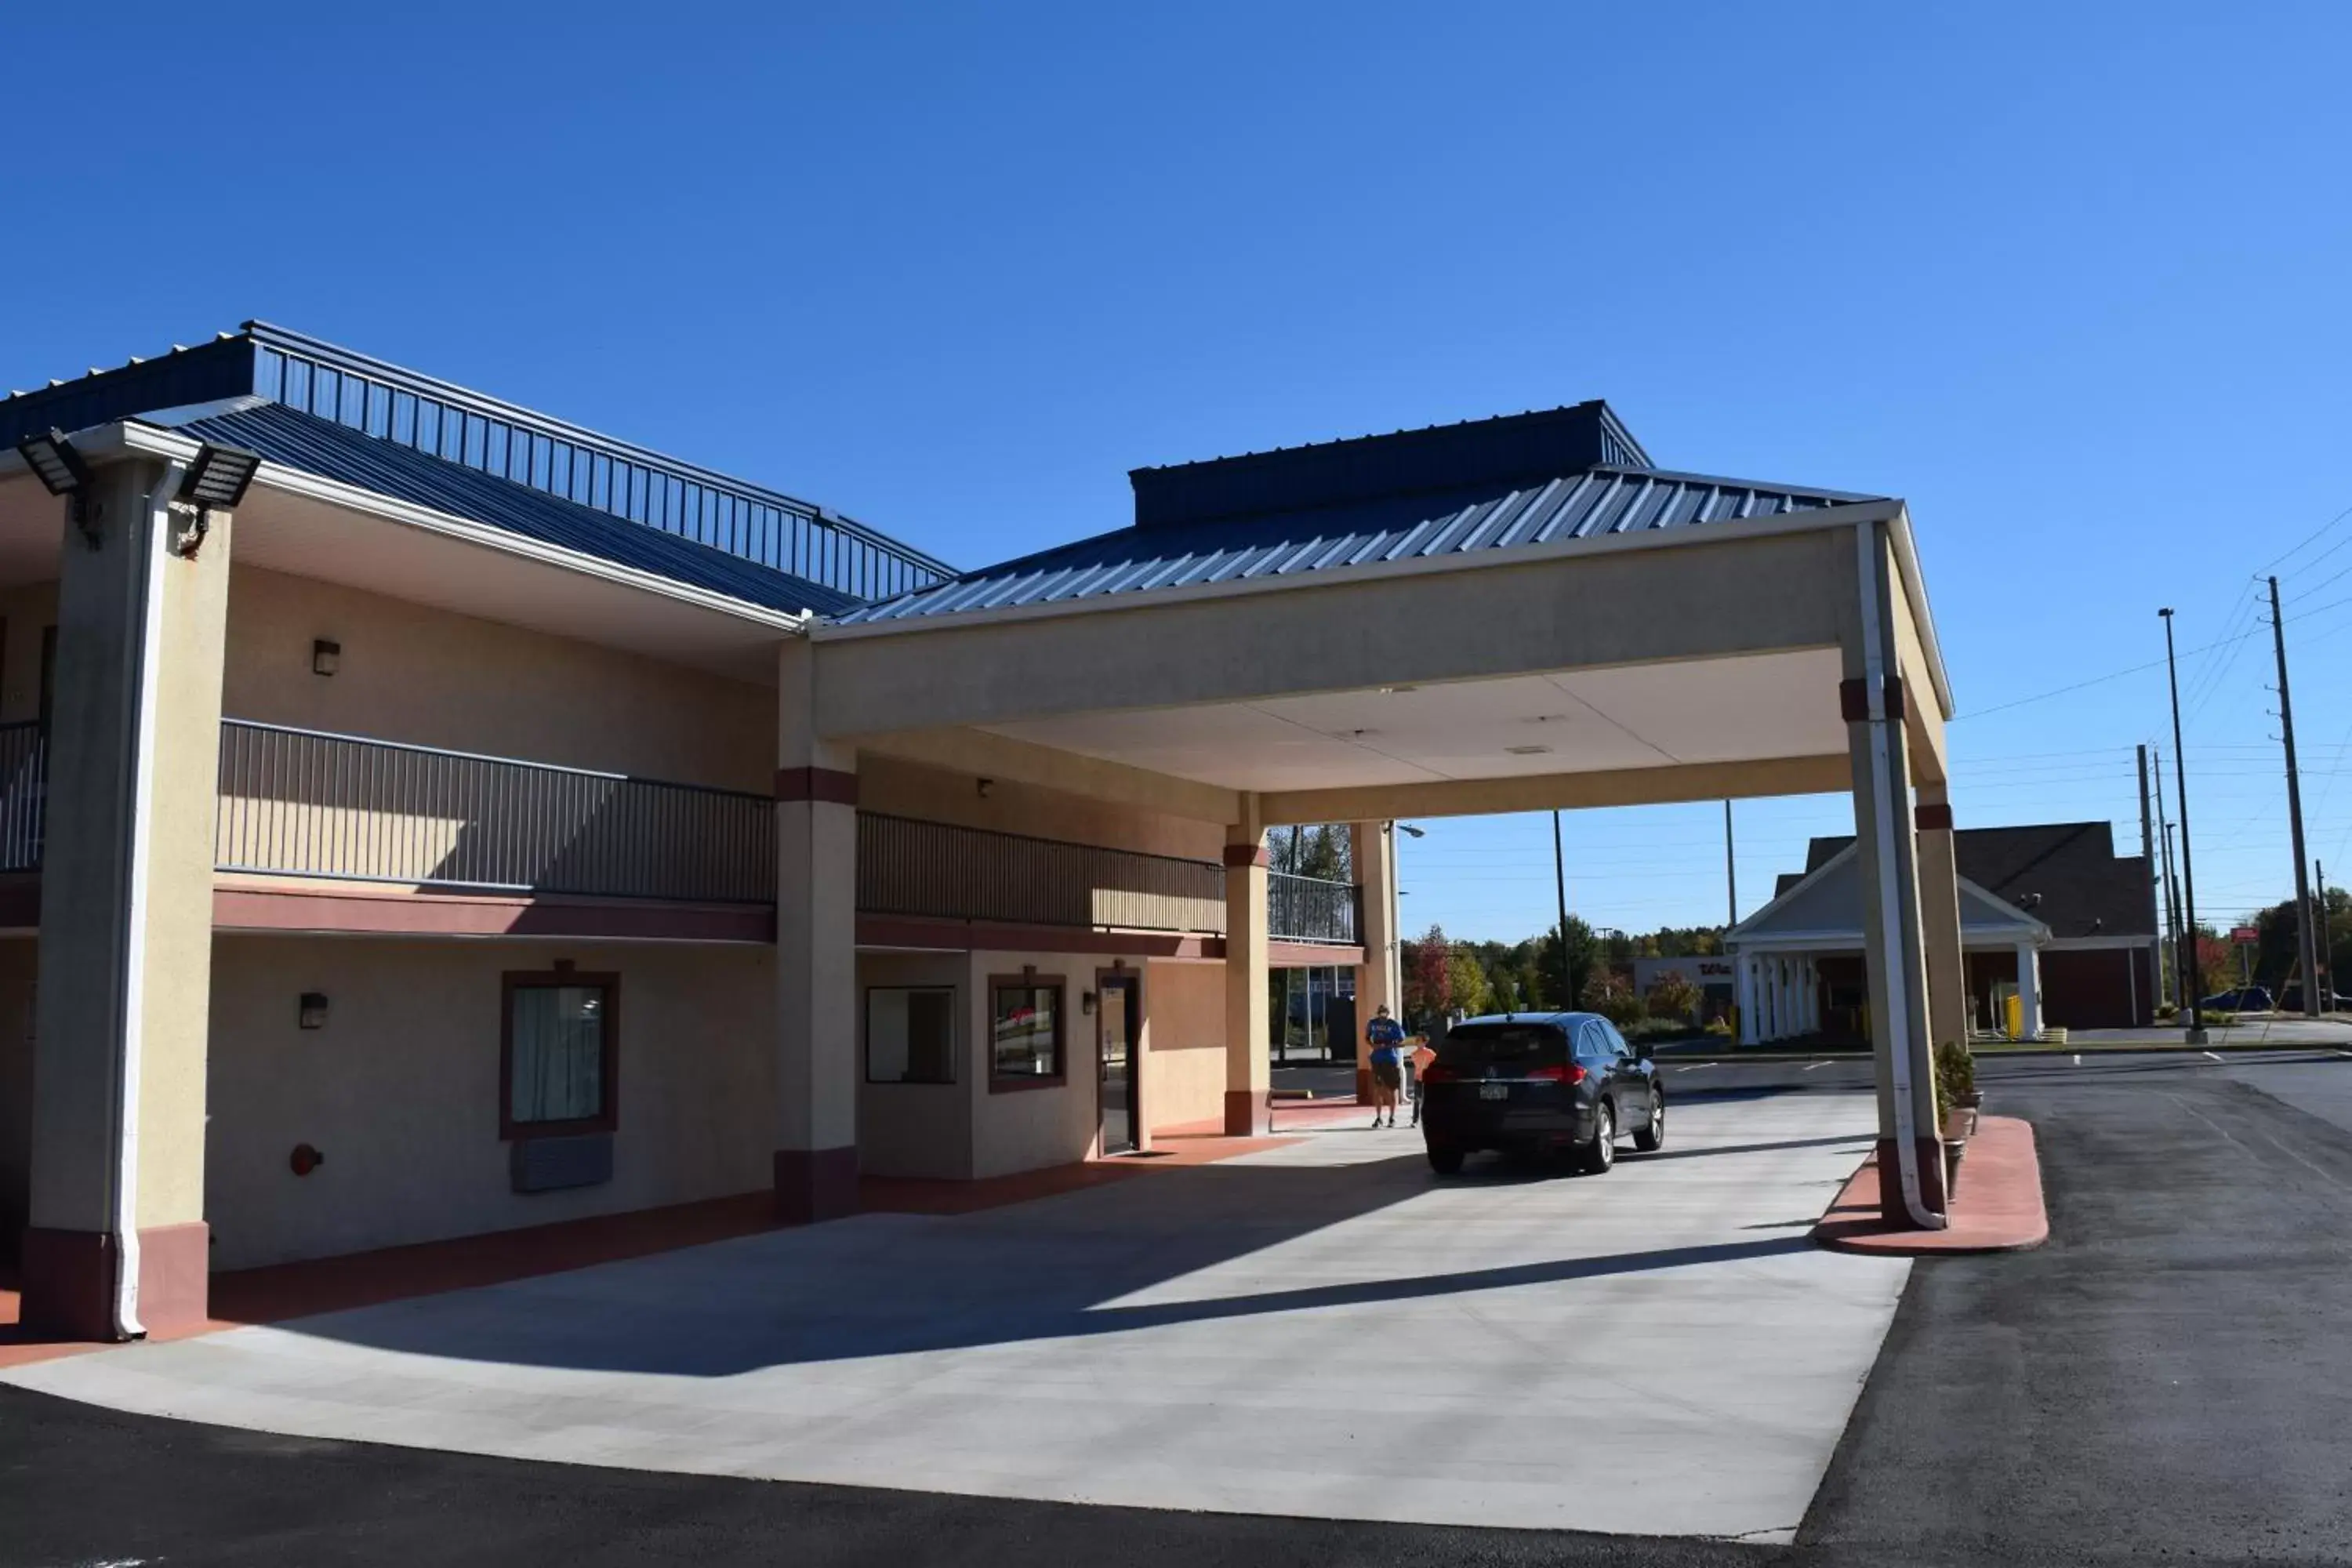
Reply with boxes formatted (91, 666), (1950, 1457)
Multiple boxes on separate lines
(108, 456), (187, 1338)
(1855, 520), (1947, 1232)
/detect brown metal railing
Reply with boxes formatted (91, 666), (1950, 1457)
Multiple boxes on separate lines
(215, 720), (775, 902)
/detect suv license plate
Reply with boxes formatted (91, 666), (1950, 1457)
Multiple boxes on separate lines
(1479, 1083), (1509, 1101)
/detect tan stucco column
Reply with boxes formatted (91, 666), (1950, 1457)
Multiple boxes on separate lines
(1845, 521), (1947, 1224)
(775, 637), (859, 1223)
(1915, 784), (1967, 1056)
(22, 456), (230, 1340)
(1349, 820), (1399, 1100)
(1223, 810), (1271, 1135)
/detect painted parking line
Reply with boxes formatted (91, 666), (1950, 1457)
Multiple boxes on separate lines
(1804, 1060), (1834, 1072)
(2202, 1051), (2224, 1062)
(1674, 1064), (1712, 1073)
(2073, 1054), (2082, 1066)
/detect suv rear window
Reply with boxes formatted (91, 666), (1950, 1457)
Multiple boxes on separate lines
(1436, 1023), (1570, 1068)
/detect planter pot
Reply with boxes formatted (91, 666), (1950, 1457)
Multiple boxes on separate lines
(1941, 1137), (1967, 1196)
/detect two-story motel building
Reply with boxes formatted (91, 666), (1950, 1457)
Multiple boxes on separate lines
(2, 323), (1969, 1341)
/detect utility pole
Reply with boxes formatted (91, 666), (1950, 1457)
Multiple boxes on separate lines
(2318, 858), (2333, 1008)
(2154, 747), (2183, 1011)
(2161, 608), (2208, 1044)
(1552, 808), (1573, 1007)
(2267, 577), (2321, 1017)
(1723, 800), (1737, 926)
(2138, 745), (2159, 1024)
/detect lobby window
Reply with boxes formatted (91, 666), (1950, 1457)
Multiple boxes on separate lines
(868, 986), (956, 1084)
(989, 977), (1064, 1090)
(502, 972), (619, 1138)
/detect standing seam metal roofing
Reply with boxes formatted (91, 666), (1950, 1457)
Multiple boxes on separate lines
(830, 465), (1888, 626)
(171, 402), (862, 617)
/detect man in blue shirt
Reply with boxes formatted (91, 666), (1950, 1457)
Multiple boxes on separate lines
(1365, 1004), (1405, 1128)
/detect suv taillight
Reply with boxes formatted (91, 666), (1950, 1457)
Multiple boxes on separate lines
(1526, 1063), (1587, 1085)
(1421, 1063), (1456, 1084)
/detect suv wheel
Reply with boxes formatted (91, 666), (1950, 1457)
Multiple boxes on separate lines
(1634, 1094), (1665, 1153)
(1581, 1102), (1616, 1174)
(1427, 1145), (1465, 1175)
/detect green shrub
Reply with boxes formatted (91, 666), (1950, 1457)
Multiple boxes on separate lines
(1933, 1040), (1974, 1127)
(1703, 1016), (1733, 1037)
(1594, 990), (1648, 1029)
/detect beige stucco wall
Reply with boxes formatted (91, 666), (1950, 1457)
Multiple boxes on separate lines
(222, 564), (775, 792)
(0, 936), (37, 1242)
(1142, 959), (1225, 1135)
(859, 754), (1223, 862)
(0, 583), (57, 724)
(205, 934), (775, 1269)
(966, 948), (1111, 1178)
(855, 951), (973, 1179)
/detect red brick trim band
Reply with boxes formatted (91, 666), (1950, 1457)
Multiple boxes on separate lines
(1838, 675), (1907, 723)
(1915, 801), (1955, 831)
(1223, 1088), (1272, 1137)
(774, 1146), (860, 1225)
(1222, 843), (1270, 869)
(19, 1221), (210, 1341)
(775, 766), (859, 806)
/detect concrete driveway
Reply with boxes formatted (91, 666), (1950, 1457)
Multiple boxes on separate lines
(3, 1092), (1906, 1544)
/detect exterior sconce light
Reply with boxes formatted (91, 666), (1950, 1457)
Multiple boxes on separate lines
(1397, 822), (1427, 839)
(169, 441), (260, 558)
(1081, 990), (1097, 1015)
(311, 639), (340, 677)
(298, 992), (329, 1029)
(977, 776), (993, 799)
(16, 427), (100, 548)
(289, 1143), (325, 1176)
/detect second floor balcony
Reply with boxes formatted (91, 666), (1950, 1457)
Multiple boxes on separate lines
(0, 718), (1364, 949)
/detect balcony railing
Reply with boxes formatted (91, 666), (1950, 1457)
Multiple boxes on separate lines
(215, 720), (775, 903)
(1270, 870), (1360, 946)
(858, 814), (1363, 945)
(858, 813), (1227, 934)
(0, 720), (44, 873)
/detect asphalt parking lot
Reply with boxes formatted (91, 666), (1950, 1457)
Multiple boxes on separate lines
(6, 1049), (2352, 1566)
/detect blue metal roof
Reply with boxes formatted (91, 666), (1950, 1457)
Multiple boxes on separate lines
(2, 321), (953, 604)
(175, 402), (863, 616)
(831, 464), (1886, 626)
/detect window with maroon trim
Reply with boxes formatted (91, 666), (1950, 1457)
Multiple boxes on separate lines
(989, 977), (1065, 1090)
(501, 972), (619, 1139)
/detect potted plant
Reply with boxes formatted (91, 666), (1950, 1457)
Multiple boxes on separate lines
(1936, 1040), (1980, 1133)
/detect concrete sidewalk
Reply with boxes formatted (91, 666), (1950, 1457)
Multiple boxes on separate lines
(3, 1094), (1907, 1543)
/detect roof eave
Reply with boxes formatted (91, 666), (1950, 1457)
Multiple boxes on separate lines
(815, 496), (1907, 642)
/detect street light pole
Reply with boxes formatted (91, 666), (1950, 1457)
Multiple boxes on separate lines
(2161, 608), (2208, 1045)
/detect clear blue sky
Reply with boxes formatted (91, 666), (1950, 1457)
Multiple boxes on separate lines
(12, 3), (2351, 941)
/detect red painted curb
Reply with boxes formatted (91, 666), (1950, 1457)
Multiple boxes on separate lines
(1813, 1115), (2049, 1255)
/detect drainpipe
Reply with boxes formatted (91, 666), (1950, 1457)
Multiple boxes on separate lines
(1855, 520), (1947, 1232)
(107, 455), (187, 1338)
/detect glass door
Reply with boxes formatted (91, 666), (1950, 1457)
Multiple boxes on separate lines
(1098, 975), (1138, 1154)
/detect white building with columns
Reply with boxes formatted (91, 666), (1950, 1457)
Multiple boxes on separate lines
(1726, 840), (2051, 1045)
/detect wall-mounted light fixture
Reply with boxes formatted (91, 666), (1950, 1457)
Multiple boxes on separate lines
(1081, 990), (1097, 1015)
(311, 639), (340, 677)
(169, 441), (260, 558)
(298, 992), (329, 1030)
(16, 427), (100, 548)
(289, 1143), (325, 1177)
(977, 776), (994, 799)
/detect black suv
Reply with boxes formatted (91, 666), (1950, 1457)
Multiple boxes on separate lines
(1419, 1011), (1663, 1175)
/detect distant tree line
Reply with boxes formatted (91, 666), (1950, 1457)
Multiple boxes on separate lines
(1398, 920), (1725, 1030)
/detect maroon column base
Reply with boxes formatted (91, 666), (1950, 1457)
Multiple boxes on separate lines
(1224, 1090), (1271, 1138)
(773, 1147), (859, 1225)
(19, 1221), (210, 1341)
(1356, 1065), (1373, 1102)
(1871, 1137), (1951, 1225)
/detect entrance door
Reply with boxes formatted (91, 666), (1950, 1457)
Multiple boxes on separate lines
(1098, 974), (1140, 1155)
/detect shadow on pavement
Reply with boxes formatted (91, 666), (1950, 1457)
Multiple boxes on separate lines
(260, 1149), (1817, 1377)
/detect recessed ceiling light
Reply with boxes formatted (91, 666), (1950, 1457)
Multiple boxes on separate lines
(1377, 685), (1417, 695)
(1505, 743), (1552, 756)
(1527, 713), (1570, 724)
